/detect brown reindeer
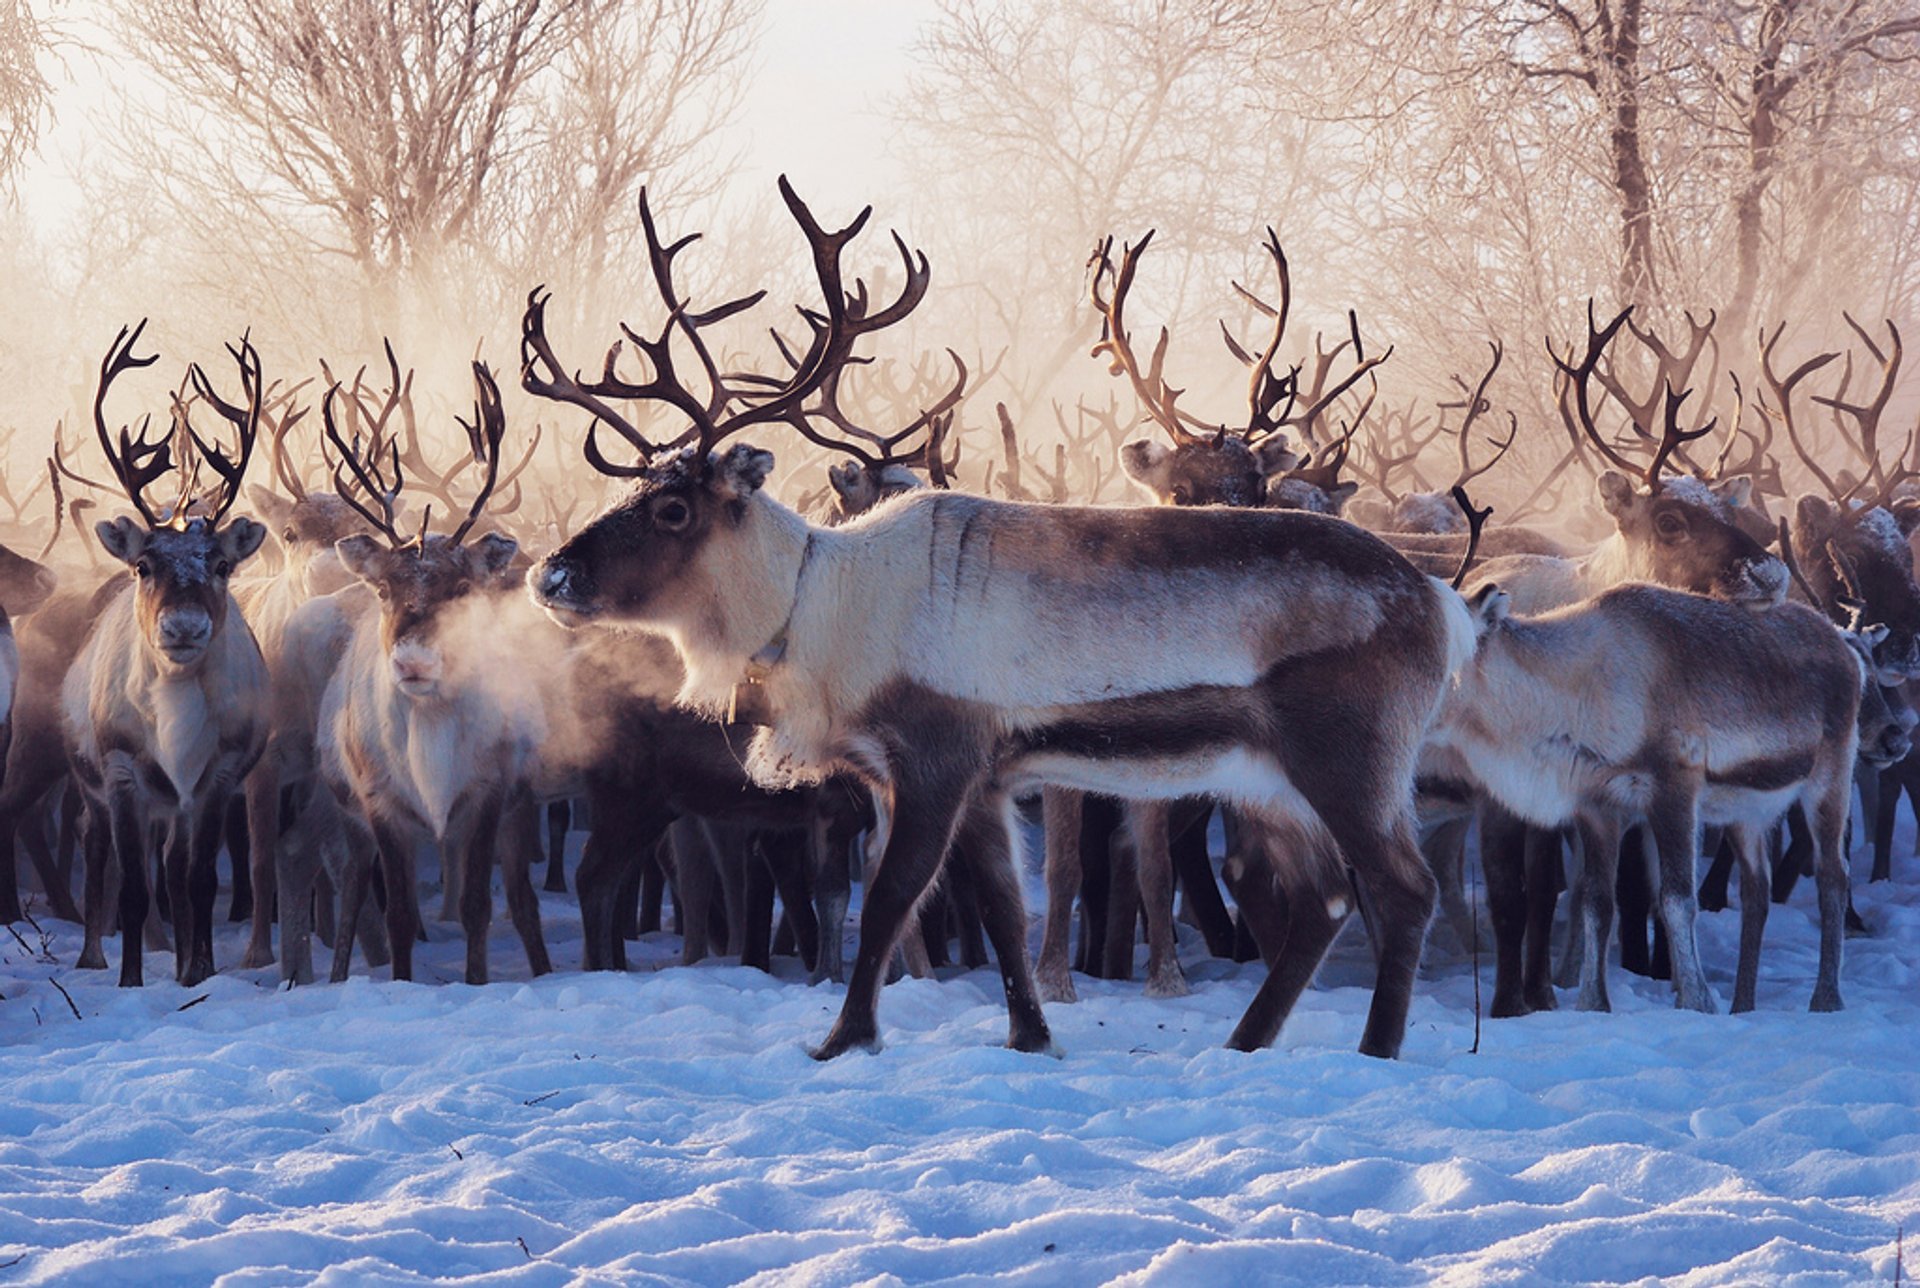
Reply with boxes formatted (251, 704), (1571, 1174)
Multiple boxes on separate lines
(65, 322), (271, 988)
(526, 180), (1475, 1061)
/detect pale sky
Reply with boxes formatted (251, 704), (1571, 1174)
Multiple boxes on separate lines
(17, 0), (944, 231)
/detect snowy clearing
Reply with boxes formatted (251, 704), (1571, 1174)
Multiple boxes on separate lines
(1, 830), (1917, 1286)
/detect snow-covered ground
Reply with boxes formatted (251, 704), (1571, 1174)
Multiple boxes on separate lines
(1, 820), (1917, 1286)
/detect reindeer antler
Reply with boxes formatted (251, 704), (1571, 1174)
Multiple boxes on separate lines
(92, 320), (173, 528)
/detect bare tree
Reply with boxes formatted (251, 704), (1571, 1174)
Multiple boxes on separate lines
(0, 0), (50, 187)
(119, 0), (761, 345)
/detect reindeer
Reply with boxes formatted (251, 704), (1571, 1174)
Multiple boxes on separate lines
(314, 362), (553, 986)
(64, 322), (270, 988)
(1427, 580), (1889, 1015)
(525, 180), (1474, 1060)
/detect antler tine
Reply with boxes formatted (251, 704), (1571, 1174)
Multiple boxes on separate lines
(93, 320), (172, 528)
(884, 349), (969, 470)
(1449, 341), (1513, 490)
(1449, 485), (1494, 590)
(1644, 383), (1716, 487)
(1811, 316), (1901, 495)
(520, 287), (658, 477)
(1550, 301), (1645, 479)
(1290, 311), (1393, 446)
(1089, 230), (1202, 447)
(38, 456), (63, 561)
(448, 363), (508, 546)
(1229, 228), (1296, 439)
(182, 332), (264, 525)
(1776, 518), (1824, 610)
(1757, 321), (1846, 504)
(322, 383), (409, 548)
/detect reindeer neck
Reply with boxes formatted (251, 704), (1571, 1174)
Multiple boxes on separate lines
(672, 494), (814, 717)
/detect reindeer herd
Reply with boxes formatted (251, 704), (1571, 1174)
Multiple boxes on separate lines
(0, 180), (1915, 1064)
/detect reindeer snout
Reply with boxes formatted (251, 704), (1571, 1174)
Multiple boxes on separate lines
(530, 558), (596, 626)
(534, 562), (571, 600)
(1743, 557), (1789, 606)
(390, 640), (442, 693)
(157, 610), (213, 657)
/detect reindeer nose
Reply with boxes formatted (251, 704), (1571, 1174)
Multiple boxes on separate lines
(159, 612), (212, 649)
(534, 562), (571, 600)
(1879, 729), (1912, 764)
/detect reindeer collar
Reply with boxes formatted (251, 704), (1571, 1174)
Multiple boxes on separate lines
(729, 532), (816, 725)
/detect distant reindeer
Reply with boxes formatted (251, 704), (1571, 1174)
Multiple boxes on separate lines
(315, 362), (552, 986)
(526, 180), (1474, 1060)
(65, 322), (270, 987)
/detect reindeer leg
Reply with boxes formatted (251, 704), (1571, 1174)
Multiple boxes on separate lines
(109, 786), (149, 990)
(241, 761), (281, 968)
(1226, 823), (1345, 1051)
(1034, 787), (1082, 1002)
(1478, 802), (1533, 1018)
(762, 828), (819, 972)
(954, 796), (1053, 1055)
(1615, 826), (1656, 977)
(1521, 825), (1562, 1013)
(372, 817), (418, 983)
(76, 801), (110, 970)
(543, 798), (570, 894)
(1697, 829), (1736, 913)
(180, 790), (229, 987)
(813, 761), (974, 1061)
(1127, 800), (1188, 998)
(1102, 815), (1139, 981)
(1731, 823), (1769, 1014)
(1170, 799), (1234, 957)
(453, 793), (503, 987)
(1647, 785), (1714, 1014)
(501, 790), (550, 978)
(224, 793), (252, 923)
(1422, 814), (1477, 955)
(1570, 813), (1622, 1013)
(1810, 773), (1852, 1013)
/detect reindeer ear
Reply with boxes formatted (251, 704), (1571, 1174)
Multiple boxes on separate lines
(1469, 584), (1510, 625)
(709, 445), (775, 504)
(95, 517), (148, 565)
(1596, 471), (1639, 520)
(1861, 623), (1891, 651)
(1252, 436), (1299, 477)
(1890, 497), (1920, 538)
(468, 532), (519, 579)
(218, 517), (268, 565)
(335, 534), (386, 583)
(1794, 493), (1838, 540)
(827, 461), (864, 502)
(1326, 481), (1359, 512)
(1712, 476), (1755, 509)
(249, 486), (295, 531)
(1119, 440), (1170, 481)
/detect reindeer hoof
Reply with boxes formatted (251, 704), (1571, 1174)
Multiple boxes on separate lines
(1523, 985), (1558, 1014)
(1809, 988), (1844, 1013)
(1145, 964), (1190, 999)
(1489, 992), (1531, 1019)
(75, 943), (107, 971)
(809, 1023), (882, 1061)
(1009, 1030), (1062, 1058)
(241, 943), (274, 970)
(1035, 966), (1078, 1004)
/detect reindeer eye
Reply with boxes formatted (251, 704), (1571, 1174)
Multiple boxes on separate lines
(213, 560), (232, 579)
(283, 527), (298, 545)
(454, 579), (473, 598)
(134, 561), (151, 581)
(1655, 512), (1687, 538)
(654, 497), (692, 530)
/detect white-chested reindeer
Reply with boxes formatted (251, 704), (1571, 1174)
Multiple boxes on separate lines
(524, 179), (1475, 1061)
(1426, 576), (1900, 1016)
(316, 363), (553, 986)
(65, 322), (271, 988)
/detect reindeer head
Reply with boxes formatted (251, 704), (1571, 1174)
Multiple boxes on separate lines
(0, 543), (57, 617)
(1091, 228), (1381, 511)
(90, 322), (267, 671)
(533, 444), (773, 629)
(1844, 625), (1918, 768)
(1555, 304), (1785, 607)
(326, 357), (520, 700)
(521, 177), (929, 629)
